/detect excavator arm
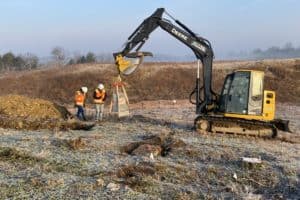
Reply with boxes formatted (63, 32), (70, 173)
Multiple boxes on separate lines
(113, 8), (216, 114)
(113, 8), (163, 58)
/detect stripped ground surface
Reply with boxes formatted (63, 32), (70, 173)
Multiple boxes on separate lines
(0, 101), (299, 199)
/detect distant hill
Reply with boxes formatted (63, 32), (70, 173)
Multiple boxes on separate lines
(0, 58), (299, 105)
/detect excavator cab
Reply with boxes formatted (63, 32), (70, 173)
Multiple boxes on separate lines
(219, 70), (275, 121)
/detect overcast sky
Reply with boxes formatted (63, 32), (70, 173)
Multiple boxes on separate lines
(0, 0), (300, 59)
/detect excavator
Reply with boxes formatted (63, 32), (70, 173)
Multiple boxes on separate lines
(113, 8), (290, 137)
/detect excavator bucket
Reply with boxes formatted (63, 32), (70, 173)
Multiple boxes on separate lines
(115, 52), (153, 75)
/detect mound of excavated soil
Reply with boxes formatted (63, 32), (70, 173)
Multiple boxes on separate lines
(0, 95), (70, 120)
(0, 95), (95, 131)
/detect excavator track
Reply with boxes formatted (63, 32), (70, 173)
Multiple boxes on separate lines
(195, 115), (277, 138)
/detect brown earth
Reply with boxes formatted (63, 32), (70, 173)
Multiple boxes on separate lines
(0, 95), (95, 131)
(0, 95), (70, 119)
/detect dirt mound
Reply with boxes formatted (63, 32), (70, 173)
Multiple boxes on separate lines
(0, 95), (95, 131)
(116, 162), (156, 187)
(0, 95), (70, 120)
(121, 132), (186, 156)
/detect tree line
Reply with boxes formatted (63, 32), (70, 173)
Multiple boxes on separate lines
(0, 52), (39, 72)
(67, 52), (97, 65)
(229, 42), (300, 60)
(51, 47), (97, 65)
(0, 47), (113, 72)
(252, 42), (300, 59)
(51, 46), (113, 65)
(2, 42), (299, 72)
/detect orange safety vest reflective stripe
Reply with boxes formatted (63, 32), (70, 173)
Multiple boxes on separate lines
(94, 89), (105, 104)
(75, 93), (85, 106)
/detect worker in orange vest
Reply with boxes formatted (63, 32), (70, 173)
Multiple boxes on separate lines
(93, 83), (106, 121)
(75, 88), (87, 120)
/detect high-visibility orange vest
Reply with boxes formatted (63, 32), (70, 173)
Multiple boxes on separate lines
(93, 89), (105, 104)
(75, 92), (85, 106)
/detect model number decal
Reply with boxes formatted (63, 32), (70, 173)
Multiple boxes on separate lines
(191, 41), (206, 52)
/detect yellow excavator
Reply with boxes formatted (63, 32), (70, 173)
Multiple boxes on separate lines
(113, 8), (290, 137)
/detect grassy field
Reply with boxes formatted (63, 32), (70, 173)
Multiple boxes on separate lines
(0, 101), (299, 199)
(0, 58), (299, 199)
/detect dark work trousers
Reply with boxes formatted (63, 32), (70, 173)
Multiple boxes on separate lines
(76, 105), (86, 120)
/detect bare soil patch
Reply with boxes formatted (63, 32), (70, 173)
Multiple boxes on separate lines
(0, 95), (94, 131)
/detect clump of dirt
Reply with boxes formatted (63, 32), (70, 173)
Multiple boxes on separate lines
(121, 132), (186, 156)
(0, 146), (42, 164)
(0, 117), (95, 131)
(51, 137), (86, 150)
(132, 144), (162, 156)
(0, 95), (95, 131)
(116, 162), (156, 186)
(0, 95), (70, 119)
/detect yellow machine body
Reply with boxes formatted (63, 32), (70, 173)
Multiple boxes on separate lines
(221, 70), (275, 121)
(115, 55), (132, 74)
(224, 90), (275, 121)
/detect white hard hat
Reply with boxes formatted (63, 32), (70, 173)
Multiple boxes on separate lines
(98, 83), (104, 90)
(81, 87), (88, 93)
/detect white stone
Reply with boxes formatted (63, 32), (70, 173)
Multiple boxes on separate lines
(107, 182), (120, 191)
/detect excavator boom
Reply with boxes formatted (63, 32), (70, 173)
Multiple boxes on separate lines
(114, 8), (216, 114)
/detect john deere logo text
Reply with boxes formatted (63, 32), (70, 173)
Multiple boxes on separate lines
(171, 28), (188, 41)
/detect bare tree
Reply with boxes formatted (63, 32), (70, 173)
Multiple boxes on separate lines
(23, 53), (39, 70)
(51, 46), (66, 65)
(86, 52), (96, 63)
(1, 52), (15, 71)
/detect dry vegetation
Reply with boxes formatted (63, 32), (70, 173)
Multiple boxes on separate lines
(0, 58), (299, 199)
(0, 58), (299, 104)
